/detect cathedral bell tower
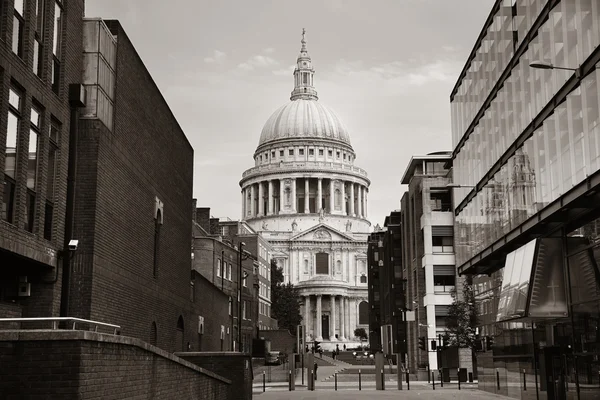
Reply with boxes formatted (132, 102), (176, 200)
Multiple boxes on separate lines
(290, 29), (318, 101)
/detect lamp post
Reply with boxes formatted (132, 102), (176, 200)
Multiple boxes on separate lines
(529, 60), (581, 78)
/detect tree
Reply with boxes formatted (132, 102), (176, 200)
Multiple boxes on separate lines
(270, 259), (302, 335)
(444, 275), (479, 349)
(354, 327), (368, 342)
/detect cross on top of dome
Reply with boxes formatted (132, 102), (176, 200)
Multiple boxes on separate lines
(291, 29), (318, 101)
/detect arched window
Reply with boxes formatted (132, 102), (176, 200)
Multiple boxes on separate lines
(304, 259), (309, 273)
(153, 210), (162, 278)
(360, 274), (367, 283)
(336, 260), (341, 274)
(358, 301), (369, 325)
(150, 321), (157, 346)
(176, 316), (185, 352)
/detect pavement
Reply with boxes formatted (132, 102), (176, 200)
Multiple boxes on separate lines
(253, 390), (513, 399)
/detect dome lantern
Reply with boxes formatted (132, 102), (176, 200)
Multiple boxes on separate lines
(291, 29), (318, 101)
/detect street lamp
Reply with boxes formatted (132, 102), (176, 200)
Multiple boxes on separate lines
(529, 60), (581, 78)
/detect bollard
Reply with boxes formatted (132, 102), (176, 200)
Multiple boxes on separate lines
(427, 365), (430, 383)
(263, 371), (266, 392)
(309, 369), (313, 391)
(432, 371), (435, 390)
(440, 370), (443, 387)
(497, 370), (501, 391)
(381, 369), (385, 391)
(406, 372), (410, 390)
(458, 372), (461, 390)
(335, 373), (337, 391)
(289, 370), (292, 391)
(359, 369), (362, 390)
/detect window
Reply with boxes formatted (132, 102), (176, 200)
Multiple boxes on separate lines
(343, 153), (346, 160)
(52, 2), (63, 93)
(25, 106), (41, 232)
(153, 209), (162, 278)
(358, 301), (369, 324)
(360, 274), (367, 283)
(336, 151), (340, 158)
(280, 150), (284, 157)
(227, 263), (232, 280)
(289, 149), (294, 156)
(432, 236), (453, 253)
(328, 150), (333, 157)
(433, 274), (456, 292)
(271, 151), (275, 158)
(217, 259), (222, 277)
(315, 252), (329, 274)
(44, 120), (60, 240)
(299, 149), (304, 156)
(430, 190), (452, 212)
(228, 297), (232, 315)
(242, 301), (247, 319)
(243, 273), (247, 287)
(3, 88), (21, 224)
(319, 149), (323, 156)
(12, 0), (24, 57)
(33, 0), (45, 76)
(259, 155), (262, 162)
(309, 149), (314, 156)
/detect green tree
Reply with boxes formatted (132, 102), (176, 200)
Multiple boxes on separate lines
(270, 259), (302, 335)
(354, 327), (368, 342)
(444, 275), (478, 349)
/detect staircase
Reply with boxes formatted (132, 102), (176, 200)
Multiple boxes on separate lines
(320, 352), (352, 367)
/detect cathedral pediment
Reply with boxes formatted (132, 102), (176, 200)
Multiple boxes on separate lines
(289, 223), (355, 242)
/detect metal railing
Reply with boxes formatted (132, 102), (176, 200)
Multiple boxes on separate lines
(0, 317), (121, 335)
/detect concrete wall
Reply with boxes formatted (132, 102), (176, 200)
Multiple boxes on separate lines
(0, 330), (230, 399)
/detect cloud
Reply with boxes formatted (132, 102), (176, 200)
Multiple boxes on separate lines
(263, 47), (275, 54)
(204, 50), (226, 64)
(272, 65), (296, 76)
(237, 55), (279, 71)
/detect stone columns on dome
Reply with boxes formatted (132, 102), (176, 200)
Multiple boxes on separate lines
(317, 178), (322, 213)
(329, 179), (334, 213)
(258, 182), (264, 216)
(316, 294), (323, 341)
(330, 295), (337, 341)
(250, 184), (256, 217)
(364, 189), (368, 218)
(279, 179), (284, 214)
(341, 182), (347, 215)
(349, 183), (355, 216)
(291, 178), (297, 213)
(304, 178), (310, 213)
(357, 185), (363, 218)
(339, 295), (346, 341)
(268, 180), (274, 215)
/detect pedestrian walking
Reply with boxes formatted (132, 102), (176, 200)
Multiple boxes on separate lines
(314, 362), (318, 380)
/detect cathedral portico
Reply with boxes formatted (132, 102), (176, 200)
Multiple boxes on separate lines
(240, 29), (370, 347)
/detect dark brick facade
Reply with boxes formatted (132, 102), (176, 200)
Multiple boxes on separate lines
(177, 352), (253, 400)
(0, 0), (85, 319)
(0, 331), (230, 400)
(62, 20), (200, 353)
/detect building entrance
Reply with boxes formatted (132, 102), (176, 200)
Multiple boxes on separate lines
(322, 315), (329, 339)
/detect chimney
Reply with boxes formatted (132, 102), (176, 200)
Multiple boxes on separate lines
(209, 218), (220, 235)
(195, 207), (210, 232)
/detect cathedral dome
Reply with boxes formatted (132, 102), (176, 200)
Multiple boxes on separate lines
(258, 99), (351, 146)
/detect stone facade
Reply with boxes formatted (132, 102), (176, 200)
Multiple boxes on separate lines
(240, 31), (370, 347)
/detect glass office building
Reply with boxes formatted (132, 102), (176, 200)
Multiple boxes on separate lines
(451, 1), (600, 399)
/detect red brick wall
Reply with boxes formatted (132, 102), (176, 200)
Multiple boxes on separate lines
(67, 20), (197, 353)
(177, 352), (253, 400)
(0, 0), (85, 318)
(0, 331), (230, 399)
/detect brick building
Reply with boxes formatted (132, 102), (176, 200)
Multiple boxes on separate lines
(0, 0), (85, 320)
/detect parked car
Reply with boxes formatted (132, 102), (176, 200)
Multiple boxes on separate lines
(265, 351), (281, 365)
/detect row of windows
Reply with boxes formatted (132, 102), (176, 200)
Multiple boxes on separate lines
(11, 0), (64, 94)
(216, 259), (232, 281)
(258, 281), (270, 300)
(256, 146), (354, 164)
(259, 300), (270, 317)
(2, 84), (61, 240)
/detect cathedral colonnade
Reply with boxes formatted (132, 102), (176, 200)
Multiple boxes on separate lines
(241, 177), (368, 219)
(302, 294), (366, 342)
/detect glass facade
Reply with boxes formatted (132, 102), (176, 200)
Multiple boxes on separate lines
(451, 1), (600, 399)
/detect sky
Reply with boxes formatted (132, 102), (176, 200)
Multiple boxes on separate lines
(85, 0), (494, 227)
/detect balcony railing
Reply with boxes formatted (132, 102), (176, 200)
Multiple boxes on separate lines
(0, 317), (121, 335)
(242, 161), (368, 178)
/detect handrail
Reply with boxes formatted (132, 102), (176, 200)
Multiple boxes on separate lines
(0, 317), (121, 335)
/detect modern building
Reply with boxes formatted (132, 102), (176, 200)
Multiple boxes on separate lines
(400, 152), (472, 376)
(367, 229), (385, 352)
(451, 1), (600, 399)
(239, 30), (371, 348)
(0, 0), (85, 321)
